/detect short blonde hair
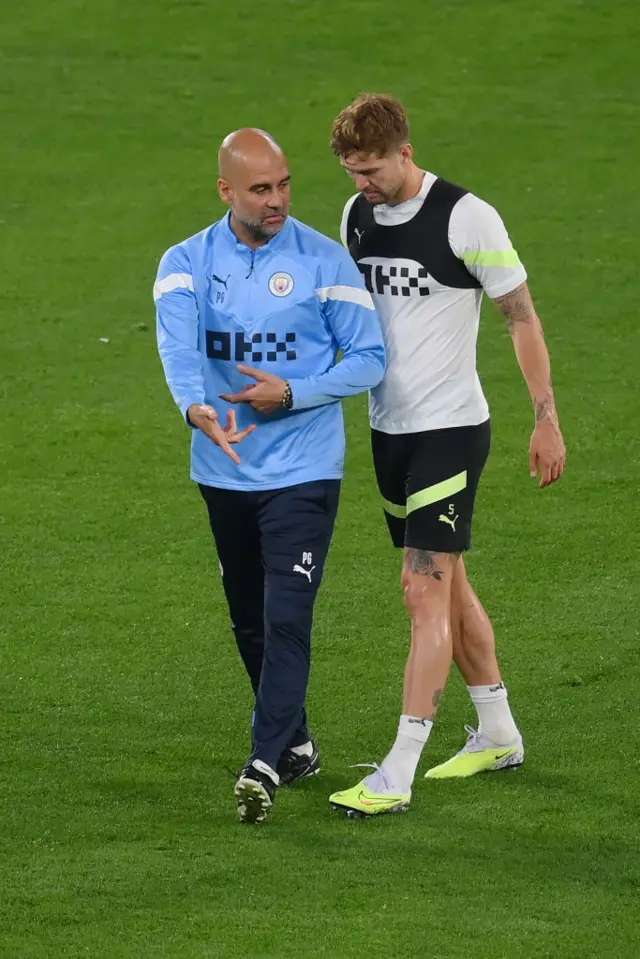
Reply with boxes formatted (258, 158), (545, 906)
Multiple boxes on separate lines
(330, 94), (410, 157)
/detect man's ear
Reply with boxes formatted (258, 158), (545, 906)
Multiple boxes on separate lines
(217, 177), (232, 206)
(399, 143), (413, 164)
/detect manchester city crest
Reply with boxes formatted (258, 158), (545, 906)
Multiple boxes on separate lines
(268, 272), (294, 297)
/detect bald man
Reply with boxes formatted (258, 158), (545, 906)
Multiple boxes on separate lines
(154, 129), (386, 824)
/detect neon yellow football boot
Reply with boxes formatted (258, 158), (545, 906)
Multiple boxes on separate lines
(425, 726), (524, 779)
(329, 765), (410, 817)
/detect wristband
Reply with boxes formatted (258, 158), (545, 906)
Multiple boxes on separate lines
(282, 382), (293, 410)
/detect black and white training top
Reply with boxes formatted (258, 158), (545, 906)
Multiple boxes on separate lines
(340, 171), (527, 434)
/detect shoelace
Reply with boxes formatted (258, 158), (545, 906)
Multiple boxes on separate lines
(349, 761), (395, 793)
(464, 725), (480, 747)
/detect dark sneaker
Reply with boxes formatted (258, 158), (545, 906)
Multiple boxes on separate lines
(234, 760), (278, 824)
(276, 740), (320, 786)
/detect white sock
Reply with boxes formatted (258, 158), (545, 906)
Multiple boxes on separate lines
(378, 715), (433, 794)
(467, 683), (520, 745)
(290, 741), (313, 757)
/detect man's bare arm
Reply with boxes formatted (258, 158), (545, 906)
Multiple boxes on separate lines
(492, 282), (557, 422)
(492, 281), (566, 487)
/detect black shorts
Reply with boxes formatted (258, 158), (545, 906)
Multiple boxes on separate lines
(371, 420), (491, 553)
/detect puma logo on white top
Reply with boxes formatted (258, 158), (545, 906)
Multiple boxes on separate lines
(293, 564), (316, 582)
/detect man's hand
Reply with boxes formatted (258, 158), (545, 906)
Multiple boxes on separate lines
(187, 404), (256, 465)
(220, 365), (288, 414)
(530, 415), (566, 488)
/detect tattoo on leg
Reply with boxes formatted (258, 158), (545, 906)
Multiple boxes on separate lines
(432, 688), (444, 710)
(407, 549), (443, 580)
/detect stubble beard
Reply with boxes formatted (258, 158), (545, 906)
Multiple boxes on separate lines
(238, 212), (286, 243)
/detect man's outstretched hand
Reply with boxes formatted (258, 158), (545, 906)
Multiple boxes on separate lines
(187, 404), (256, 465)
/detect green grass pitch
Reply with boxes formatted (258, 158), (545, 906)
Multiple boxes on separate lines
(1, 1), (639, 956)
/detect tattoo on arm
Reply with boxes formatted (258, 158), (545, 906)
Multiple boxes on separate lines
(493, 282), (536, 334)
(494, 283), (557, 422)
(535, 392), (555, 422)
(406, 549), (443, 580)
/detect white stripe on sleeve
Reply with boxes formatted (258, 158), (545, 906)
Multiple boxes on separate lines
(315, 285), (375, 310)
(153, 272), (195, 302)
(339, 194), (359, 248)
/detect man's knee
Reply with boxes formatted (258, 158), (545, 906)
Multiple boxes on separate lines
(451, 556), (469, 607)
(451, 556), (480, 622)
(264, 587), (315, 647)
(401, 549), (457, 618)
(233, 623), (264, 647)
